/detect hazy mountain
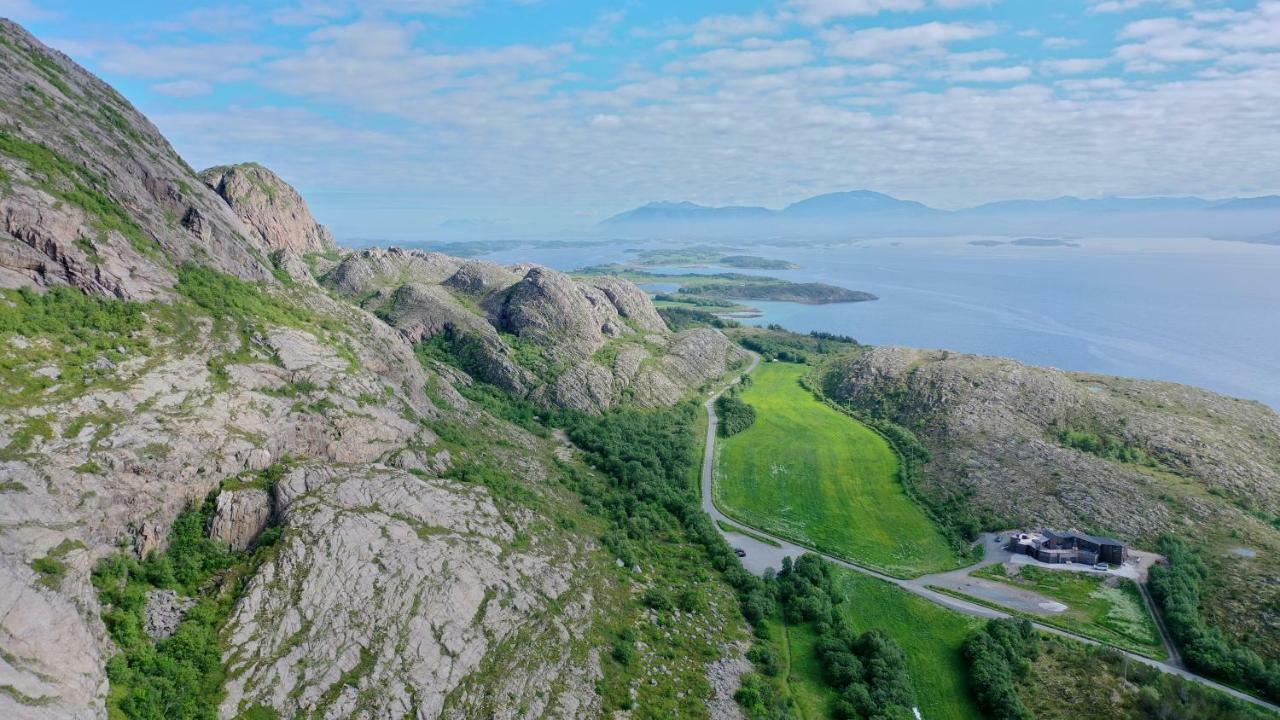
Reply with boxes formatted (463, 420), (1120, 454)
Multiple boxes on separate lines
(602, 191), (1280, 240)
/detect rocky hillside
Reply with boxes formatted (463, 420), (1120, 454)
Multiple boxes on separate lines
(0, 22), (756, 720)
(200, 163), (337, 257)
(323, 247), (749, 413)
(821, 346), (1280, 660)
(0, 20), (277, 300)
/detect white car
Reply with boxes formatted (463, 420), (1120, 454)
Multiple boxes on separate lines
(1093, 563), (1108, 571)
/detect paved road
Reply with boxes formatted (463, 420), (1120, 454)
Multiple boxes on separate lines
(701, 352), (1278, 715)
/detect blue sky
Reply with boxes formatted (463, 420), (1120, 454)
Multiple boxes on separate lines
(4, 0), (1279, 239)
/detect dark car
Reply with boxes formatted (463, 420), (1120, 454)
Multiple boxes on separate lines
(734, 548), (746, 557)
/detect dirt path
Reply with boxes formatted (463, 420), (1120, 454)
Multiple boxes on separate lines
(701, 351), (1275, 715)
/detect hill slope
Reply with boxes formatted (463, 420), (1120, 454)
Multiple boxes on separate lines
(0, 22), (759, 720)
(820, 346), (1280, 662)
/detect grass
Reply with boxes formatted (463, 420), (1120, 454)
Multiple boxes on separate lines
(714, 362), (958, 577)
(969, 564), (1167, 659)
(764, 618), (836, 719)
(829, 568), (984, 720)
(715, 520), (783, 548)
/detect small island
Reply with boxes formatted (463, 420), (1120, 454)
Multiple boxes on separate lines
(626, 246), (801, 270)
(576, 265), (876, 305)
(968, 237), (1079, 248)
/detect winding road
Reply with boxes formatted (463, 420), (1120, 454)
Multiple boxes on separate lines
(701, 351), (1279, 715)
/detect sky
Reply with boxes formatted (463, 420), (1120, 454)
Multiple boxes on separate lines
(4, 0), (1280, 240)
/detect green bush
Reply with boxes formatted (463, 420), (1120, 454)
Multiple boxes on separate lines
(92, 490), (282, 720)
(1148, 535), (1280, 702)
(1056, 427), (1157, 467)
(962, 618), (1038, 720)
(716, 393), (757, 437)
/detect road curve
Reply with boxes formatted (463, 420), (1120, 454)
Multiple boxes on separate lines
(701, 351), (1279, 716)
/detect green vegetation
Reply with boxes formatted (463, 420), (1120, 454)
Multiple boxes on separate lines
(29, 539), (86, 590)
(558, 402), (774, 717)
(578, 265), (874, 305)
(626, 247), (800, 270)
(657, 305), (740, 331)
(716, 392), (757, 437)
(1018, 634), (1277, 720)
(738, 555), (919, 720)
(816, 359), (1004, 550)
(735, 325), (860, 364)
(0, 130), (160, 258)
(971, 564), (1165, 658)
(0, 286), (152, 409)
(830, 569), (982, 720)
(963, 618), (1038, 720)
(715, 363), (959, 577)
(92, 485), (283, 720)
(1055, 426), (1158, 467)
(716, 520), (783, 548)
(1148, 536), (1280, 703)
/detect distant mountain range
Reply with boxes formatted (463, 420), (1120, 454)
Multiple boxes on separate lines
(601, 190), (1280, 240)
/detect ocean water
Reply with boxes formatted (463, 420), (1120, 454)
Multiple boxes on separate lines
(475, 236), (1280, 409)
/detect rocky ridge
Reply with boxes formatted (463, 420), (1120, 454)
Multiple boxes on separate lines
(0, 20), (276, 300)
(324, 247), (750, 413)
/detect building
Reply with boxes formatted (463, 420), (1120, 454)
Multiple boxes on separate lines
(1009, 529), (1127, 565)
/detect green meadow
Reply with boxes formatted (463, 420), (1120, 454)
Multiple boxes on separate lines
(971, 563), (1167, 659)
(713, 362), (958, 577)
(763, 568), (983, 720)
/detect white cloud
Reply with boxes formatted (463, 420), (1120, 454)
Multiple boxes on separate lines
(823, 21), (997, 59)
(949, 64), (1031, 82)
(0, 0), (54, 21)
(1043, 36), (1084, 50)
(1041, 58), (1109, 75)
(152, 5), (259, 34)
(788, 0), (925, 25)
(679, 39), (815, 73)
(151, 79), (214, 96)
(1088, 0), (1192, 14)
(65, 40), (275, 82)
(685, 12), (785, 47)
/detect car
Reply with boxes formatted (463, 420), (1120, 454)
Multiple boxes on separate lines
(1094, 563), (1108, 571)
(734, 548), (746, 557)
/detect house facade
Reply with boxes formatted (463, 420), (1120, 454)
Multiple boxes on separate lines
(1009, 529), (1127, 565)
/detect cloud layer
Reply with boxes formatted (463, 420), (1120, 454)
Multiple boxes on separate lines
(28, 0), (1280, 236)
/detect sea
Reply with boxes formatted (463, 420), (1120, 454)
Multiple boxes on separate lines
(468, 236), (1280, 410)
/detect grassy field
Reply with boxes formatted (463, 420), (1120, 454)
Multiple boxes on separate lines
(969, 564), (1166, 659)
(831, 568), (983, 720)
(714, 362), (958, 577)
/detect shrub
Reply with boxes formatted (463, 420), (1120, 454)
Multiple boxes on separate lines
(716, 393), (757, 437)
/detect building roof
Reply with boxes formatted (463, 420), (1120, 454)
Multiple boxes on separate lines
(1043, 529), (1124, 547)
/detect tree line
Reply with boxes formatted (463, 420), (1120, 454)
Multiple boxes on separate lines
(1148, 535), (1280, 703)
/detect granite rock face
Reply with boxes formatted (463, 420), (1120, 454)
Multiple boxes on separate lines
(219, 465), (601, 720)
(0, 20), (275, 299)
(209, 488), (274, 551)
(200, 163), (337, 255)
(328, 250), (750, 413)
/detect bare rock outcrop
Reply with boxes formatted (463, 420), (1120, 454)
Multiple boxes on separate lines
(499, 266), (615, 364)
(144, 590), (196, 641)
(325, 250), (752, 413)
(219, 465), (600, 719)
(200, 163), (337, 255)
(209, 488), (274, 551)
(0, 20), (274, 298)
